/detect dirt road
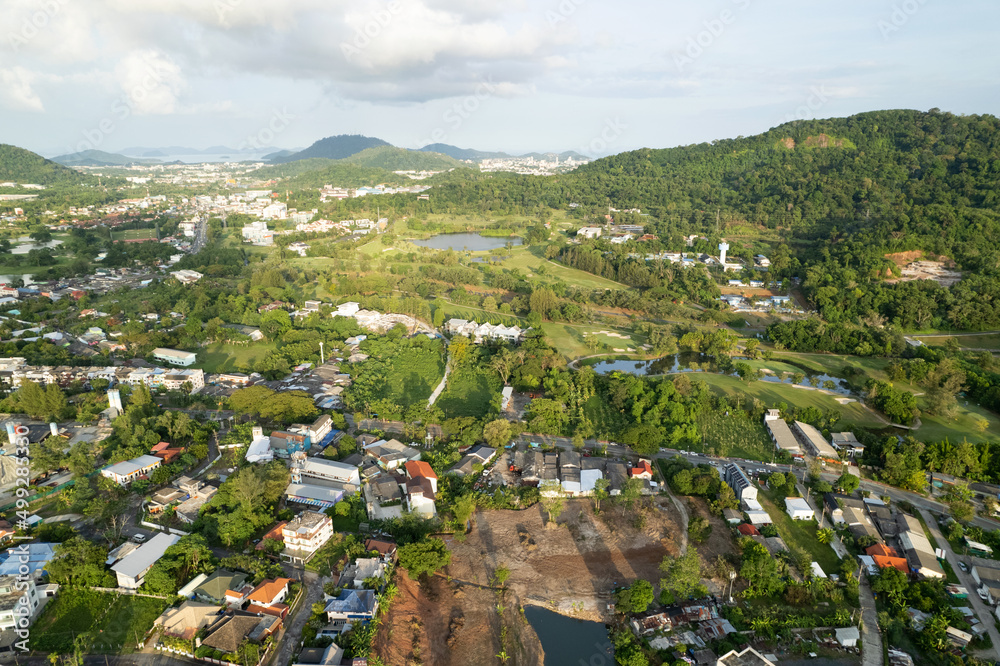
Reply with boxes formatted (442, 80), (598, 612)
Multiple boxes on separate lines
(276, 571), (326, 666)
(858, 578), (883, 666)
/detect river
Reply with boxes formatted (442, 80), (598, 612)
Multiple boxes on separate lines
(523, 605), (613, 666)
(409, 232), (523, 252)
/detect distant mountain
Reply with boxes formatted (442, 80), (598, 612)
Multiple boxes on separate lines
(271, 134), (390, 164)
(417, 143), (510, 161)
(519, 150), (590, 161)
(263, 149), (296, 161)
(0, 144), (89, 185)
(344, 146), (464, 171)
(52, 149), (162, 167)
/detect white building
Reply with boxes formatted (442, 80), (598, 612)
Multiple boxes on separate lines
(245, 426), (274, 464)
(153, 348), (197, 367)
(785, 497), (815, 521)
(261, 202), (288, 220)
(0, 575), (43, 634)
(111, 532), (180, 589)
(170, 270), (203, 284)
(101, 455), (162, 486)
(576, 227), (602, 239)
(242, 220), (274, 245)
(282, 511), (334, 564)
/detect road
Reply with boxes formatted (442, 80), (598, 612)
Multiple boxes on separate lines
(858, 578), (884, 666)
(275, 571), (326, 666)
(919, 507), (1000, 661)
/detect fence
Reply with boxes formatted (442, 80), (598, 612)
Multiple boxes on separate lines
(140, 519), (191, 536)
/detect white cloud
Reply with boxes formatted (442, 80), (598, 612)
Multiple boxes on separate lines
(114, 50), (185, 115)
(0, 67), (44, 111)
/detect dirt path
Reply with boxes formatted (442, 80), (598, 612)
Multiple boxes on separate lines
(427, 351), (453, 408)
(276, 571), (326, 666)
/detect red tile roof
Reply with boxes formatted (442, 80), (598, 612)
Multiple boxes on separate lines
(245, 578), (291, 605)
(737, 524), (760, 536)
(405, 460), (437, 480)
(866, 543), (898, 558)
(630, 460), (654, 478)
(255, 522), (288, 551)
(873, 555), (909, 573)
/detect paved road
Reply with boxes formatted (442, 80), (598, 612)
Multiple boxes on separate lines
(275, 571), (326, 666)
(858, 578), (884, 666)
(919, 507), (1000, 661)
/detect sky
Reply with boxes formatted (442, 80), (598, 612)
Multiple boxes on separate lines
(1, 0), (998, 158)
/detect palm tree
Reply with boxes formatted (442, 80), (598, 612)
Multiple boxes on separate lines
(817, 527), (835, 544)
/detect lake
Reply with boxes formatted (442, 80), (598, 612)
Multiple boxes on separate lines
(11, 237), (63, 255)
(523, 605), (613, 666)
(585, 353), (852, 395)
(409, 232), (522, 252)
(0, 274), (35, 285)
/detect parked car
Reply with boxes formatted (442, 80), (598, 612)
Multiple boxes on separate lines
(978, 588), (989, 601)
(959, 561), (969, 572)
(132, 534), (146, 543)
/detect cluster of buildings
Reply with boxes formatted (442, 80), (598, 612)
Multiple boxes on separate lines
(501, 448), (656, 496)
(763, 411), (849, 461)
(331, 301), (436, 336)
(443, 318), (526, 344)
(361, 438), (437, 519)
(478, 154), (587, 176)
(319, 184), (429, 202)
(0, 359), (204, 395)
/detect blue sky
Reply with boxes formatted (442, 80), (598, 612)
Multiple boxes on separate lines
(1, 0), (997, 157)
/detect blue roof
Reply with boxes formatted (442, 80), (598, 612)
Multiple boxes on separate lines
(324, 589), (376, 617)
(0, 542), (58, 576)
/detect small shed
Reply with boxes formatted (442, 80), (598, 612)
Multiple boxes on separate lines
(835, 626), (860, 647)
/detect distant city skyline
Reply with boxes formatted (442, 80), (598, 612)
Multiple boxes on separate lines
(1, 0), (997, 158)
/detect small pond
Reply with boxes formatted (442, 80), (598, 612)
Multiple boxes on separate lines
(523, 605), (613, 666)
(409, 232), (522, 252)
(584, 352), (852, 395)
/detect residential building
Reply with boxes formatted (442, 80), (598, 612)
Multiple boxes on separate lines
(194, 570), (251, 606)
(0, 575), (42, 633)
(831, 432), (864, 456)
(154, 601), (221, 640)
(242, 220), (274, 245)
(793, 421), (839, 459)
(111, 532), (180, 589)
(724, 464), (757, 502)
(296, 457), (362, 486)
(201, 612), (280, 653)
(0, 543), (57, 580)
(897, 513), (945, 579)
(152, 348), (197, 367)
(785, 497), (814, 521)
(576, 227), (602, 239)
(339, 557), (387, 589)
(324, 589), (377, 627)
(364, 439), (422, 471)
(717, 647), (776, 666)
(404, 460), (437, 517)
(101, 454), (162, 486)
(765, 415), (801, 455)
(169, 270), (203, 284)
(245, 578), (291, 608)
(282, 511), (334, 565)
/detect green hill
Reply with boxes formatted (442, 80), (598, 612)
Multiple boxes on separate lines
(271, 134), (390, 164)
(343, 146), (464, 171)
(0, 144), (90, 185)
(248, 160), (410, 189)
(52, 149), (162, 167)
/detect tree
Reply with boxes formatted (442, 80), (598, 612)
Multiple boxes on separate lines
(397, 538), (451, 579)
(660, 547), (704, 601)
(835, 473), (860, 494)
(870, 566), (908, 608)
(615, 579), (654, 614)
(46, 537), (115, 587)
(592, 477), (610, 514)
(528, 287), (558, 319)
(816, 528), (834, 545)
(539, 480), (565, 526)
(483, 419), (511, 448)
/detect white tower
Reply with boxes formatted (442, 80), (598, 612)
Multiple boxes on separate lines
(718, 242), (729, 265)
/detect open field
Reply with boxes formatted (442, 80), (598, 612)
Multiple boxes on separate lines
(30, 589), (166, 654)
(914, 401), (1000, 444)
(697, 411), (775, 460)
(436, 366), (501, 418)
(111, 228), (157, 241)
(197, 341), (277, 373)
(502, 245), (629, 291)
(916, 333), (1000, 349)
(758, 488), (842, 575)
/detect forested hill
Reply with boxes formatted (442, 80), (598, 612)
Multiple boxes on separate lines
(0, 144), (91, 185)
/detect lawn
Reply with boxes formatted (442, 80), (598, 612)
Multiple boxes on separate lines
(196, 342), (277, 373)
(436, 365), (502, 418)
(545, 322), (647, 360)
(27, 589), (167, 654)
(914, 401), (1000, 445)
(502, 245), (628, 291)
(915, 333), (1000, 349)
(348, 343), (446, 411)
(757, 488), (842, 574)
(111, 228), (158, 241)
(681, 372), (887, 429)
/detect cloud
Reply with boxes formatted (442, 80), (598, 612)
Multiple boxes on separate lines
(114, 50), (185, 115)
(0, 67), (44, 111)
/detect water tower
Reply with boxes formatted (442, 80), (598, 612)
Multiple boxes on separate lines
(718, 241), (729, 265)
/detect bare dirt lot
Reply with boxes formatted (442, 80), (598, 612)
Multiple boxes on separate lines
(375, 497), (684, 665)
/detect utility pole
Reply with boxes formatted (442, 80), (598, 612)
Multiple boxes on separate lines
(319, 341), (324, 365)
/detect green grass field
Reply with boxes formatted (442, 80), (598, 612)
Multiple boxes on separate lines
(916, 333), (1000, 349)
(696, 411), (774, 460)
(111, 228), (158, 241)
(436, 366), (502, 418)
(197, 342), (277, 373)
(502, 246), (628, 291)
(758, 488), (842, 574)
(29, 589), (164, 654)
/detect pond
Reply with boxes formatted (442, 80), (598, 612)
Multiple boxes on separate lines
(584, 353), (852, 395)
(11, 239), (63, 255)
(0, 274), (35, 285)
(523, 605), (613, 666)
(408, 232), (522, 252)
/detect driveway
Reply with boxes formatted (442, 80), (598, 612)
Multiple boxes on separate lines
(858, 577), (883, 666)
(275, 571), (327, 666)
(919, 508), (1000, 660)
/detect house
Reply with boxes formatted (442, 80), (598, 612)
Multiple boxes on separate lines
(111, 532), (180, 589)
(364, 439), (422, 470)
(831, 432), (864, 456)
(201, 612), (280, 653)
(966, 538), (994, 556)
(723, 508), (742, 525)
(724, 464), (757, 502)
(282, 512), (334, 565)
(255, 522), (288, 553)
(151, 441), (184, 464)
(152, 348), (197, 367)
(269, 431), (308, 458)
(339, 557), (387, 589)
(245, 427), (274, 464)
(785, 497), (814, 521)
(717, 647), (776, 666)
(293, 644), (344, 666)
(576, 227), (602, 239)
(405, 460), (438, 517)
(946, 626), (973, 648)
(296, 457), (362, 486)
(194, 570), (251, 605)
(897, 513), (945, 579)
(245, 578), (292, 608)
(630, 459), (654, 480)
(745, 510), (771, 526)
(737, 524), (760, 536)
(324, 589), (377, 627)
(100, 454), (162, 485)
(155, 601), (221, 640)
(364, 539), (397, 561)
(0, 575), (42, 634)
(0, 543), (57, 580)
